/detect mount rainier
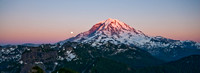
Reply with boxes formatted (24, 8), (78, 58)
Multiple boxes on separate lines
(61, 18), (200, 61)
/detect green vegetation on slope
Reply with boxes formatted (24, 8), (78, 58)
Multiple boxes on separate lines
(136, 55), (200, 73)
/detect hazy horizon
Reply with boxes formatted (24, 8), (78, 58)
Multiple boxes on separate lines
(1, 0), (200, 45)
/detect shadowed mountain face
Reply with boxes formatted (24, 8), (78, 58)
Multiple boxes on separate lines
(61, 18), (200, 61)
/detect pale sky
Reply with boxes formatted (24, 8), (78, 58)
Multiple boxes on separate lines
(0, 0), (200, 45)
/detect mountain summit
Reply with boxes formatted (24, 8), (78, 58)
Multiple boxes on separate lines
(60, 18), (200, 61)
(87, 18), (145, 36)
(89, 18), (136, 33)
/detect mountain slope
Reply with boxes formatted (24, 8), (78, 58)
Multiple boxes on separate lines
(91, 57), (134, 73)
(54, 42), (163, 73)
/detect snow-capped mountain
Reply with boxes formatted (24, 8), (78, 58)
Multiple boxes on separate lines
(61, 18), (200, 61)
(63, 18), (148, 45)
